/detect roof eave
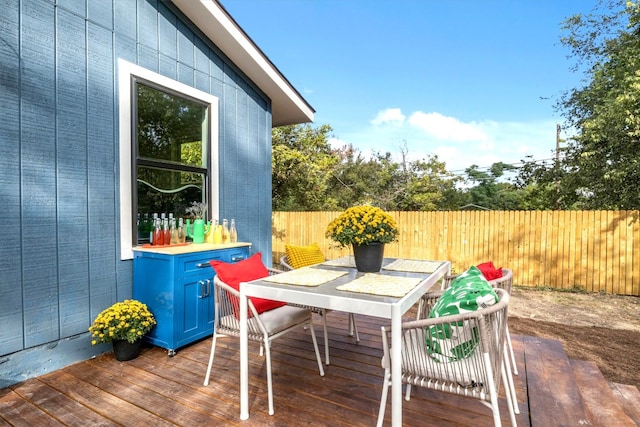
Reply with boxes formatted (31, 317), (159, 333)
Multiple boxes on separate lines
(172, 0), (315, 127)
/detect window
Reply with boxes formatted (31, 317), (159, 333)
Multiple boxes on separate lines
(119, 60), (219, 259)
(135, 82), (208, 244)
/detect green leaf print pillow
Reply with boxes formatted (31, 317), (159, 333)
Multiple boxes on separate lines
(425, 266), (498, 362)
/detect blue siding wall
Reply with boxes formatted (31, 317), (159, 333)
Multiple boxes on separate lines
(0, 0), (273, 386)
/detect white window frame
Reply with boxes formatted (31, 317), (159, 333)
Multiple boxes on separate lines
(118, 59), (219, 260)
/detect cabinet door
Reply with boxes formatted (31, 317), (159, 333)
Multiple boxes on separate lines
(176, 274), (213, 349)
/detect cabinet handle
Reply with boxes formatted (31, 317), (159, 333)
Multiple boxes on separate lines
(204, 279), (212, 297)
(231, 256), (245, 262)
(198, 280), (206, 299)
(197, 263), (211, 268)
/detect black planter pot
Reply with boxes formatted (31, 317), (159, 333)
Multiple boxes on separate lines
(112, 339), (142, 361)
(352, 242), (385, 272)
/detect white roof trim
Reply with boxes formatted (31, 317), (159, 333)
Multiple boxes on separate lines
(172, 0), (315, 126)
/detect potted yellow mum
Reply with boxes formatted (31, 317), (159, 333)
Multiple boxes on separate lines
(325, 205), (399, 272)
(89, 299), (156, 361)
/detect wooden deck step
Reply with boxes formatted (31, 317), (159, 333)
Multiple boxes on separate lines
(523, 336), (590, 427)
(610, 383), (640, 426)
(571, 360), (636, 426)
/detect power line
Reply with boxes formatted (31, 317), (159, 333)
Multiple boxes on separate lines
(442, 157), (559, 179)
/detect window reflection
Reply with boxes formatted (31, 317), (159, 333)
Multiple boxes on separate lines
(134, 82), (209, 244)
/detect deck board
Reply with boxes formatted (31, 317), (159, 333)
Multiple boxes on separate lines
(1, 312), (633, 426)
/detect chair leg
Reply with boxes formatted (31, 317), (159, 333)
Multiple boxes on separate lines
(503, 343), (520, 414)
(376, 370), (391, 427)
(348, 313), (360, 342)
(506, 325), (518, 375)
(203, 332), (218, 386)
(308, 319), (325, 377)
(501, 362), (519, 426)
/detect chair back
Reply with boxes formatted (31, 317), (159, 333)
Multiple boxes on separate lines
(279, 255), (294, 271)
(442, 268), (513, 292)
(213, 276), (266, 340)
(488, 268), (513, 293)
(384, 288), (510, 401)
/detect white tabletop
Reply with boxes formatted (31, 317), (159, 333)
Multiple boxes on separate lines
(245, 258), (450, 319)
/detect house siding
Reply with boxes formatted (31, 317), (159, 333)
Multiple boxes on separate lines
(0, 0), (273, 386)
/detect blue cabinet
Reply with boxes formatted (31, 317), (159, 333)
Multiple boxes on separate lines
(133, 243), (251, 355)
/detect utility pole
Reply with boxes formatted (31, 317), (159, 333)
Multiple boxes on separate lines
(555, 124), (562, 209)
(556, 124), (562, 162)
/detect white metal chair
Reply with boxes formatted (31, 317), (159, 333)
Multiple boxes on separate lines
(203, 274), (325, 416)
(432, 269), (518, 375)
(417, 268), (520, 414)
(377, 288), (517, 427)
(279, 255), (359, 364)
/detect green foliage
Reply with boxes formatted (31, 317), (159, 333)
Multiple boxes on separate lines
(464, 163), (524, 210)
(272, 124), (338, 211)
(519, 0), (640, 210)
(272, 126), (469, 212)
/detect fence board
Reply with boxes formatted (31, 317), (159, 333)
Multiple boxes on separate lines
(627, 212), (640, 295)
(272, 210), (640, 296)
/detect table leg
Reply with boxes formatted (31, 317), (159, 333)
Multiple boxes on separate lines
(391, 304), (402, 427)
(240, 283), (249, 420)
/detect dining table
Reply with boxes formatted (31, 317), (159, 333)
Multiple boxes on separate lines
(238, 256), (451, 427)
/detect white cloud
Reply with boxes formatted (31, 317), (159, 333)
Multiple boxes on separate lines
(331, 108), (559, 173)
(408, 111), (488, 142)
(371, 108), (406, 126)
(328, 137), (348, 150)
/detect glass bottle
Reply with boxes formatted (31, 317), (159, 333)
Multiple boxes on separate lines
(229, 218), (237, 243)
(170, 217), (179, 244)
(153, 218), (164, 245)
(177, 218), (186, 244)
(143, 213), (151, 242)
(222, 219), (230, 243)
(163, 218), (171, 245)
(213, 219), (223, 243)
(205, 219), (215, 243)
(151, 213), (158, 243)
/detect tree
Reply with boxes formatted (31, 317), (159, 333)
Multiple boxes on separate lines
(271, 124), (338, 211)
(393, 150), (462, 211)
(463, 163), (523, 210)
(519, 0), (640, 209)
(272, 125), (500, 212)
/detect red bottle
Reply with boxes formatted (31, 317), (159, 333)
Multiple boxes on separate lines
(153, 219), (164, 245)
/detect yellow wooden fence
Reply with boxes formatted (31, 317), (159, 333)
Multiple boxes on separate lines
(272, 210), (640, 296)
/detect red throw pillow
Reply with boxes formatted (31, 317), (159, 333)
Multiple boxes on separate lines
(476, 261), (503, 281)
(209, 253), (286, 317)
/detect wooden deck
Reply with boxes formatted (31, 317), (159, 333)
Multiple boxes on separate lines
(2, 313), (639, 426)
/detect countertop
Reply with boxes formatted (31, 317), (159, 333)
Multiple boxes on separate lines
(133, 242), (251, 255)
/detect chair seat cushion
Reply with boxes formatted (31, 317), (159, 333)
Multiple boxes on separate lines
(285, 243), (325, 269)
(220, 305), (311, 334)
(425, 266), (498, 362)
(259, 305), (312, 334)
(210, 253), (286, 316)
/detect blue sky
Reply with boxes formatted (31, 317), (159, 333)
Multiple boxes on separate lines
(222, 0), (599, 175)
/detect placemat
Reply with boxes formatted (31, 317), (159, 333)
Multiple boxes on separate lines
(336, 273), (422, 298)
(322, 256), (356, 268)
(382, 259), (443, 274)
(263, 267), (347, 287)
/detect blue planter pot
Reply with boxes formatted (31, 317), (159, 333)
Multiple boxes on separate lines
(352, 242), (385, 272)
